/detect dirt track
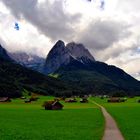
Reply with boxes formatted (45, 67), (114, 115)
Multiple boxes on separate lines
(91, 101), (125, 140)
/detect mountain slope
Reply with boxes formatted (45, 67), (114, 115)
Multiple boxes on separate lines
(0, 44), (13, 61)
(0, 45), (72, 97)
(45, 40), (140, 95)
(55, 60), (140, 95)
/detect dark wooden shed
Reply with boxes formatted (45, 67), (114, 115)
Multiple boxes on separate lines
(0, 97), (11, 102)
(107, 97), (126, 103)
(65, 98), (77, 103)
(43, 101), (63, 110)
(80, 98), (88, 103)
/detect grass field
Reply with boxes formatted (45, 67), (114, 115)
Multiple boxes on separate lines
(0, 96), (104, 140)
(92, 97), (140, 140)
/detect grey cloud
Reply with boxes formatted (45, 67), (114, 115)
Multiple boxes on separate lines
(77, 19), (131, 51)
(117, 0), (140, 13)
(95, 43), (140, 62)
(1, 0), (81, 41)
(133, 72), (140, 80)
(0, 38), (8, 48)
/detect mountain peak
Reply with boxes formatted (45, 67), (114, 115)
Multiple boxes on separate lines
(66, 42), (85, 49)
(43, 40), (95, 74)
(53, 40), (65, 49)
(43, 40), (70, 74)
(48, 40), (65, 56)
(66, 42), (95, 62)
(57, 40), (65, 44)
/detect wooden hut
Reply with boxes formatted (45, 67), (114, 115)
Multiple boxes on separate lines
(0, 97), (11, 102)
(80, 98), (88, 103)
(65, 98), (77, 103)
(20, 96), (26, 99)
(30, 95), (39, 101)
(108, 97), (126, 103)
(43, 101), (63, 110)
(24, 99), (31, 103)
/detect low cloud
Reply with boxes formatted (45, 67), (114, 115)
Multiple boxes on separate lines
(76, 19), (131, 57)
(1, 0), (81, 41)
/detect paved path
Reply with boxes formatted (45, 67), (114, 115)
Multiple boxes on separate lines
(91, 101), (125, 140)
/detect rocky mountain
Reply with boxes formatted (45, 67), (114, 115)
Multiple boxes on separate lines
(1, 40), (140, 96)
(43, 40), (95, 74)
(66, 42), (95, 63)
(0, 44), (73, 97)
(44, 40), (140, 95)
(43, 40), (71, 74)
(9, 52), (45, 71)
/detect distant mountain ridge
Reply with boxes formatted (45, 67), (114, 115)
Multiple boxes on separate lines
(9, 52), (45, 71)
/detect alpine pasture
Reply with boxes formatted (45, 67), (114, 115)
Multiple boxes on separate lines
(0, 96), (140, 140)
(0, 96), (104, 140)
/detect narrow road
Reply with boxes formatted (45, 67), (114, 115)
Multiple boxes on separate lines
(91, 101), (125, 140)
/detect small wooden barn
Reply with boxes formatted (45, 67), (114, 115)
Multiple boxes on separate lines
(43, 101), (63, 110)
(108, 97), (120, 103)
(80, 98), (88, 103)
(24, 96), (39, 103)
(65, 98), (77, 103)
(108, 97), (126, 103)
(0, 97), (11, 102)
(20, 96), (26, 99)
(24, 99), (31, 103)
(30, 96), (39, 101)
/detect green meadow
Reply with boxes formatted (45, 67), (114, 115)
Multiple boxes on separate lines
(0, 96), (104, 140)
(92, 97), (140, 140)
(0, 96), (140, 140)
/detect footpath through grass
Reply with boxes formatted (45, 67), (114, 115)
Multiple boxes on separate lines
(92, 97), (140, 140)
(0, 96), (104, 140)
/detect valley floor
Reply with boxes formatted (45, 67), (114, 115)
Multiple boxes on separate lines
(0, 96), (140, 140)
(0, 96), (104, 140)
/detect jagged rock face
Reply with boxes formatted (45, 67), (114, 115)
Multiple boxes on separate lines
(44, 40), (71, 74)
(9, 52), (45, 71)
(43, 40), (95, 74)
(0, 44), (12, 61)
(66, 42), (95, 62)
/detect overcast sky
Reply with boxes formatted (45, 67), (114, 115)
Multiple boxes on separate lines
(0, 0), (140, 80)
